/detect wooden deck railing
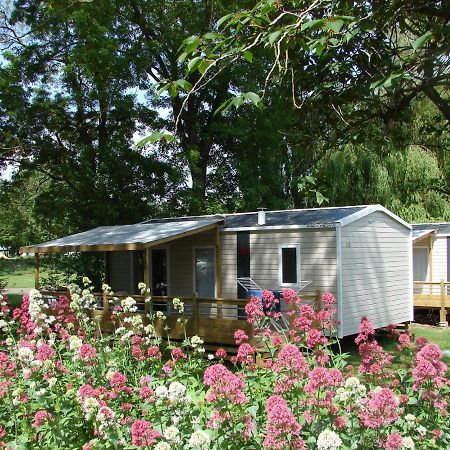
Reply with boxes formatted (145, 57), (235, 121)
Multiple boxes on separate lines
(39, 289), (322, 348)
(413, 280), (450, 324)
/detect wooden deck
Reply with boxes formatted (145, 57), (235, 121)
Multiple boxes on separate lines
(413, 281), (450, 324)
(40, 290), (322, 348)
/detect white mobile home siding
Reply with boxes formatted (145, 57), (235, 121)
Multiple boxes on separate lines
(340, 211), (411, 336)
(164, 232), (216, 297)
(431, 236), (448, 282)
(248, 229), (338, 298)
(220, 233), (237, 298)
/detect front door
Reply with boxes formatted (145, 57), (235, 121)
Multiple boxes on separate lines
(151, 249), (168, 296)
(194, 247), (215, 298)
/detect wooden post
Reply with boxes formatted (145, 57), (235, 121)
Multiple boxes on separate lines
(315, 289), (322, 312)
(439, 279), (447, 327)
(428, 234), (433, 282)
(104, 252), (109, 286)
(215, 227), (222, 298)
(192, 292), (199, 335)
(34, 253), (40, 289)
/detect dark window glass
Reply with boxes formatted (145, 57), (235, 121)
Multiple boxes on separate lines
(282, 247), (297, 283)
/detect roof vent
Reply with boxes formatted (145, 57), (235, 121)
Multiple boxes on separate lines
(257, 208), (267, 226)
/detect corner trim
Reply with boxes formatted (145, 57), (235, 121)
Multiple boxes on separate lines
(336, 224), (344, 339)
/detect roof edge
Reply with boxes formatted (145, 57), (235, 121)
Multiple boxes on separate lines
(337, 205), (411, 229)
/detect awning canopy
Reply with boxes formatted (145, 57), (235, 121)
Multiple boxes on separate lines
(412, 229), (435, 244)
(19, 218), (224, 254)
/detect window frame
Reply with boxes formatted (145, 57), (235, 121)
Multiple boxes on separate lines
(278, 243), (301, 287)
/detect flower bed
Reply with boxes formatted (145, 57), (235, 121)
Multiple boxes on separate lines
(0, 281), (449, 449)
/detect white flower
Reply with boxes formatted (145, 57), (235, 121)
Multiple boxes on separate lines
(190, 335), (204, 348)
(121, 296), (137, 313)
(188, 430), (210, 449)
(156, 311), (166, 320)
(208, 354), (214, 360)
(163, 425), (180, 442)
(83, 397), (100, 420)
(155, 385), (168, 399)
(82, 277), (92, 286)
(404, 414), (416, 422)
(17, 346), (34, 364)
(47, 377), (57, 388)
(168, 382), (186, 401)
(317, 429), (342, 450)
(0, 319), (9, 330)
(172, 298), (184, 313)
(416, 426), (427, 437)
(401, 437), (415, 449)
(124, 315), (143, 327)
(5, 338), (14, 346)
(69, 335), (83, 351)
(154, 443), (171, 450)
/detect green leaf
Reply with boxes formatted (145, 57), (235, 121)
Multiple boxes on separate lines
(187, 56), (202, 73)
(136, 131), (175, 148)
(301, 19), (325, 31)
(268, 30), (281, 45)
(244, 92), (261, 106)
(217, 14), (233, 29)
(315, 191), (328, 205)
(412, 31), (432, 51)
(175, 79), (192, 91)
(243, 50), (253, 62)
(198, 59), (212, 75)
(326, 19), (345, 33)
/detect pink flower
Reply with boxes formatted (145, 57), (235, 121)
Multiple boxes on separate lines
(359, 388), (399, 429)
(245, 296), (264, 324)
(304, 367), (343, 394)
(139, 386), (154, 401)
(272, 344), (308, 393)
(262, 290), (277, 310)
(79, 344), (97, 361)
(32, 410), (52, 428)
(397, 332), (413, 351)
(215, 348), (227, 359)
(234, 329), (249, 345)
(110, 372), (127, 387)
(292, 304), (316, 331)
(36, 343), (55, 362)
(235, 343), (255, 364)
(204, 364), (248, 404)
(263, 395), (304, 450)
(171, 347), (187, 362)
(386, 433), (403, 450)
(130, 420), (160, 447)
(82, 442), (94, 450)
(322, 292), (335, 307)
(358, 340), (393, 375)
(306, 329), (328, 348)
(412, 344), (448, 390)
(355, 317), (375, 345)
(281, 288), (297, 303)
(147, 346), (162, 359)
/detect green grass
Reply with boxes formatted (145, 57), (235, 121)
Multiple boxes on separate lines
(0, 257), (46, 288)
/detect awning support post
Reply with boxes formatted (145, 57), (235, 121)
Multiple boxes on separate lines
(34, 253), (40, 289)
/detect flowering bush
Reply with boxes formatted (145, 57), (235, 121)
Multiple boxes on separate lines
(0, 285), (449, 449)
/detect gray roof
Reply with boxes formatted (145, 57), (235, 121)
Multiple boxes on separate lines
(412, 223), (450, 235)
(144, 206), (367, 229)
(20, 218), (222, 253)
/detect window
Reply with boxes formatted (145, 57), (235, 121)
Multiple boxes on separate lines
(278, 244), (301, 286)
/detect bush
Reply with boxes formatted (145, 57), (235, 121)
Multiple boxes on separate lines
(0, 285), (448, 449)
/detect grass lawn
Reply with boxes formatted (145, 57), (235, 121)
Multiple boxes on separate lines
(0, 257), (46, 288)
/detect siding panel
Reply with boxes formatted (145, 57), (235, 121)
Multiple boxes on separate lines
(340, 211), (411, 336)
